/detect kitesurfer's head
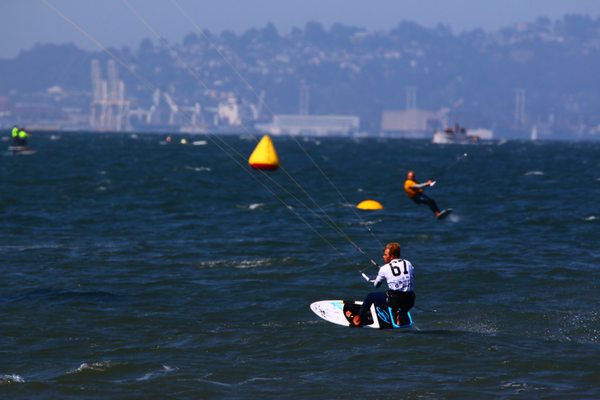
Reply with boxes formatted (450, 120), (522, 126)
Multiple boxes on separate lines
(407, 171), (415, 180)
(383, 242), (401, 263)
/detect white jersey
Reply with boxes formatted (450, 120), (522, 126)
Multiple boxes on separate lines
(373, 258), (414, 292)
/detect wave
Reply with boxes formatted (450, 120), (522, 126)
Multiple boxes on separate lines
(0, 374), (25, 384)
(67, 361), (116, 375)
(197, 374), (283, 388)
(359, 219), (381, 226)
(185, 165), (211, 172)
(0, 243), (62, 251)
(234, 203), (264, 210)
(136, 365), (177, 382)
(0, 288), (119, 305)
(448, 213), (460, 223)
(197, 258), (274, 269)
(56, 361), (180, 382)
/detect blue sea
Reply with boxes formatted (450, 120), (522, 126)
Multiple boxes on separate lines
(1, 132), (599, 398)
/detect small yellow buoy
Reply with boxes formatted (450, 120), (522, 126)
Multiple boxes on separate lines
(249, 134), (279, 170)
(356, 200), (384, 210)
(180, 138), (188, 144)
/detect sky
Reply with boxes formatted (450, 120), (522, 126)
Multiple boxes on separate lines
(1, 0), (600, 58)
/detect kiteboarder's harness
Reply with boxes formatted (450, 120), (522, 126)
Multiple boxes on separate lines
(385, 261), (415, 310)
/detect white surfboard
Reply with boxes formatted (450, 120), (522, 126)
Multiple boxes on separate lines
(310, 300), (413, 329)
(436, 208), (453, 220)
(7, 146), (36, 155)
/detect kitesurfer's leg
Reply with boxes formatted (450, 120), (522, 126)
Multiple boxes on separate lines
(353, 292), (386, 326)
(396, 292), (416, 325)
(412, 194), (441, 216)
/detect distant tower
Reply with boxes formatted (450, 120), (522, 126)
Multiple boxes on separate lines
(90, 59), (106, 130)
(90, 59), (129, 131)
(299, 80), (309, 115)
(107, 60), (120, 100)
(514, 88), (526, 128)
(90, 59), (102, 103)
(251, 90), (266, 120)
(406, 86), (417, 109)
(105, 60), (118, 130)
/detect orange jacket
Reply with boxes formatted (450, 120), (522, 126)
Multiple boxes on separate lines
(404, 179), (423, 198)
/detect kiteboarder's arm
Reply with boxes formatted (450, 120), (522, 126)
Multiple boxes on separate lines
(373, 271), (384, 288)
(412, 180), (434, 188)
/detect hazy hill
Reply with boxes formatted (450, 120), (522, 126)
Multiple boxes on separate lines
(1, 15), (599, 136)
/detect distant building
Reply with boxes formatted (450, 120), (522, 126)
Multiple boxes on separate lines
(467, 128), (494, 140)
(256, 114), (360, 136)
(0, 96), (10, 118)
(217, 96), (242, 126)
(380, 108), (449, 138)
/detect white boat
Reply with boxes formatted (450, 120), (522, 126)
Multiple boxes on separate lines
(432, 124), (493, 144)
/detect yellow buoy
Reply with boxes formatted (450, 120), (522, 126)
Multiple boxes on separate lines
(249, 134), (279, 170)
(356, 200), (384, 210)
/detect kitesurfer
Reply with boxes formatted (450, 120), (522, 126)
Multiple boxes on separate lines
(17, 127), (29, 146)
(352, 242), (415, 327)
(404, 170), (442, 217)
(10, 126), (19, 146)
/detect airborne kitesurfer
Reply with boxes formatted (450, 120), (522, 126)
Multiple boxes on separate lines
(404, 170), (443, 218)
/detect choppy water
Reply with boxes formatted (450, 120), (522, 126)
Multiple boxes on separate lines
(1, 133), (599, 398)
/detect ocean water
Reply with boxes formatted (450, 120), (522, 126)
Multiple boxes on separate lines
(1, 132), (599, 399)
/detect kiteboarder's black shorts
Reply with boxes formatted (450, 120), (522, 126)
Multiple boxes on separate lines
(386, 290), (415, 312)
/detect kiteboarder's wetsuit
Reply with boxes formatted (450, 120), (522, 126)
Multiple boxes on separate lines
(404, 174), (441, 216)
(11, 127), (19, 146)
(17, 129), (29, 146)
(356, 258), (415, 326)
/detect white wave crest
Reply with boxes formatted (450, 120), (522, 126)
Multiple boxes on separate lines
(198, 258), (273, 269)
(236, 258), (273, 269)
(359, 219), (381, 226)
(185, 166), (211, 172)
(68, 361), (113, 374)
(0, 374), (25, 384)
